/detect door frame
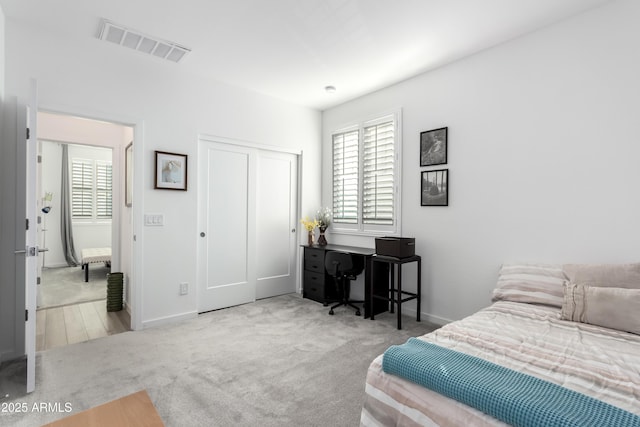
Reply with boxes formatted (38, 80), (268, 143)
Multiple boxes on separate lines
(34, 103), (146, 331)
(196, 134), (302, 311)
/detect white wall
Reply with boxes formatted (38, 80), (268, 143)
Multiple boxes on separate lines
(4, 20), (321, 328)
(120, 136), (133, 306)
(323, 0), (640, 324)
(0, 3), (23, 362)
(0, 4), (4, 100)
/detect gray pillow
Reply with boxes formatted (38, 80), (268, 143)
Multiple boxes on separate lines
(561, 282), (640, 335)
(562, 263), (640, 289)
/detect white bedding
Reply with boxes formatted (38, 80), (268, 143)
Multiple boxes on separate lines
(361, 301), (640, 426)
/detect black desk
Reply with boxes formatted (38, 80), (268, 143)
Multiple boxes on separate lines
(301, 244), (388, 318)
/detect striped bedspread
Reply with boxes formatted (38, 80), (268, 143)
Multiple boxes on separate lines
(383, 339), (640, 427)
(361, 301), (640, 426)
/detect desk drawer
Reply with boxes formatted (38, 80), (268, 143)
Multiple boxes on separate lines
(303, 270), (325, 303)
(304, 248), (324, 273)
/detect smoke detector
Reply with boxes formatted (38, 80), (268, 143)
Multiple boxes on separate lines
(98, 19), (191, 63)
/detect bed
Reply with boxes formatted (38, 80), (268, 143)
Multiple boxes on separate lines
(361, 263), (640, 426)
(81, 247), (112, 282)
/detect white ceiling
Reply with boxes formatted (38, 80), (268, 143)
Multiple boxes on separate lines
(0, 0), (612, 110)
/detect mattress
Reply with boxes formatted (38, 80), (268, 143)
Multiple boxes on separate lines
(361, 301), (640, 426)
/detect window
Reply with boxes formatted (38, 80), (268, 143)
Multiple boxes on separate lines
(72, 159), (112, 220)
(332, 129), (359, 224)
(332, 112), (401, 235)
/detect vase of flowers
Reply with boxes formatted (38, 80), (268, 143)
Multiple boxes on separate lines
(315, 207), (332, 246)
(300, 217), (319, 246)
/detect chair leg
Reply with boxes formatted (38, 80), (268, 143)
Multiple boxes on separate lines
(328, 301), (342, 315)
(346, 302), (362, 316)
(328, 277), (363, 316)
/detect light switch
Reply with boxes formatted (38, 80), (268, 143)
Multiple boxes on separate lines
(144, 214), (164, 226)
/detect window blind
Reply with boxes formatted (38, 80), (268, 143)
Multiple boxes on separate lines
(332, 130), (359, 224)
(96, 162), (113, 219)
(71, 159), (112, 220)
(71, 160), (94, 218)
(363, 120), (394, 225)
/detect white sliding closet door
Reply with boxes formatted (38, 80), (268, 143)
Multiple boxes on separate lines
(198, 139), (298, 313)
(255, 151), (297, 299)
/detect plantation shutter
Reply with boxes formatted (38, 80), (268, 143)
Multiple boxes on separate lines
(363, 120), (394, 225)
(96, 162), (113, 219)
(71, 160), (93, 218)
(332, 130), (359, 224)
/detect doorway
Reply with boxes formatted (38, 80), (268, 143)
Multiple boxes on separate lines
(35, 112), (133, 350)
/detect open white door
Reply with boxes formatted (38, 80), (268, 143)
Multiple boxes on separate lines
(24, 80), (39, 393)
(12, 80), (38, 393)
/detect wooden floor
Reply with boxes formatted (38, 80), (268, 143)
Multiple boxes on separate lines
(43, 390), (164, 427)
(36, 300), (130, 352)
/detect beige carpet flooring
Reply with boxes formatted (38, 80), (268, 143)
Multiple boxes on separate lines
(0, 294), (437, 427)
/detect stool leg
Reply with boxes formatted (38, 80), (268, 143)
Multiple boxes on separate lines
(416, 258), (421, 322)
(84, 263), (89, 282)
(389, 264), (395, 314)
(370, 262), (375, 320)
(397, 265), (402, 330)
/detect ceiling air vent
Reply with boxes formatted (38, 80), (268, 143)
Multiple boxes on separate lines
(98, 19), (190, 63)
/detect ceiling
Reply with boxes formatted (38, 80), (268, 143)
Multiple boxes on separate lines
(0, 0), (612, 110)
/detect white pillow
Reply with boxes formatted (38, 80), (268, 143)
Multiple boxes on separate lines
(492, 263), (567, 308)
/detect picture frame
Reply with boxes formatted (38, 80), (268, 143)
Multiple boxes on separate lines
(421, 169), (448, 206)
(125, 142), (133, 206)
(420, 127), (448, 167)
(154, 151), (188, 191)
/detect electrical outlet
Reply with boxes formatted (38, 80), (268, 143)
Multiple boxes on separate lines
(179, 282), (188, 295)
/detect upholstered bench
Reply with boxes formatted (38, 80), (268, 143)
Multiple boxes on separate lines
(81, 247), (111, 282)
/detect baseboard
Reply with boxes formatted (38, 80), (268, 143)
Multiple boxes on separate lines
(0, 351), (25, 364)
(43, 262), (70, 269)
(123, 301), (132, 316)
(141, 311), (198, 329)
(399, 306), (452, 327)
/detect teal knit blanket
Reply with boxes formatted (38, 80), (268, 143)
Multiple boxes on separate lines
(382, 338), (640, 427)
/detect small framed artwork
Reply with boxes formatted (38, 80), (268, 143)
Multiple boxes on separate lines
(420, 127), (448, 167)
(125, 142), (133, 206)
(155, 151), (188, 191)
(421, 169), (448, 206)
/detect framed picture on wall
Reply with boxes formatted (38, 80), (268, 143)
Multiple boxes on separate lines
(125, 142), (133, 206)
(420, 127), (447, 166)
(421, 169), (448, 206)
(154, 151), (188, 191)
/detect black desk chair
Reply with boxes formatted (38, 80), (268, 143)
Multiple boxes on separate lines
(325, 251), (365, 316)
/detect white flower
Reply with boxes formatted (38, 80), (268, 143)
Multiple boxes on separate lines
(315, 207), (332, 228)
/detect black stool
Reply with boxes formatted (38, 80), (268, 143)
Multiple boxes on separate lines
(370, 255), (421, 329)
(325, 251), (364, 316)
